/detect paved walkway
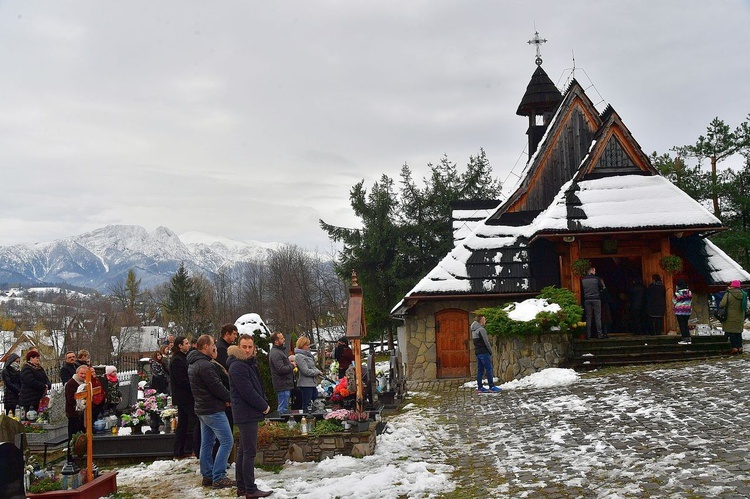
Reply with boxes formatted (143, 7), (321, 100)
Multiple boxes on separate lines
(406, 357), (750, 498)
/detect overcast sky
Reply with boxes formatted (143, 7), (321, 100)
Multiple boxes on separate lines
(1, 1), (749, 250)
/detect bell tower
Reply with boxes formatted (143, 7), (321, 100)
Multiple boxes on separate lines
(516, 31), (562, 160)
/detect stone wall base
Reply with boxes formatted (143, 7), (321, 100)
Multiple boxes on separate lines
(256, 424), (376, 466)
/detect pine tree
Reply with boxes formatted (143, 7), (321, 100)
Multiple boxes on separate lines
(321, 150), (502, 343)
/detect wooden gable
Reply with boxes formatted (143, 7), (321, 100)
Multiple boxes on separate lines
(579, 106), (658, 179)
(489, 81), (601, 222)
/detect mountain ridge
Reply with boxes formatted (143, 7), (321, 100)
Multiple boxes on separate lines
(0, 224), (286, 292)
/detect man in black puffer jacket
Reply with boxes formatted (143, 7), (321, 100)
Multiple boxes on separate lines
(228, 335), (272, 498)
(188, 335), (235, 490)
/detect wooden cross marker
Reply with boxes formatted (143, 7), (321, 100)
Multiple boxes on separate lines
(73, 368), (102, 483)
(345, 271), (366, 414)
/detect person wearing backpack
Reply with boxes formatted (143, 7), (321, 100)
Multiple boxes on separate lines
(720, 280), (748, 355)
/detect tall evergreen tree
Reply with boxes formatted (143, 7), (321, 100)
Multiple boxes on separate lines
(162, 263), (211, 336)
(321, 174), (402, 344)
(321, 151), (502, 343)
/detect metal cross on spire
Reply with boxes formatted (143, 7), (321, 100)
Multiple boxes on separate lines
(527, 30), (548, 66)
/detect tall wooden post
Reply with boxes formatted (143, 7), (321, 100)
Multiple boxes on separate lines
(345, 271), (366, 414)
(73, 368), (101, 483)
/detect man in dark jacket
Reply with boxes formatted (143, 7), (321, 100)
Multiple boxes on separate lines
(216, 324), (238, 368)
(645, 274), (667, 335)
(268, 332), (295, 415)
(582, 267), (606, 339)
(188, 334), (235, 490)
(471, 315), (500, 393)
(628, 278), (647, 335)
(1, 353), (21, 415)
(170, 336), (200, 459)
(228, 336), (272, 498)
(59, 351), (78, 385)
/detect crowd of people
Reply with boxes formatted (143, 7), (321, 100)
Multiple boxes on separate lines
(580, 266), (747, 343)
(0, 325), (358, 498)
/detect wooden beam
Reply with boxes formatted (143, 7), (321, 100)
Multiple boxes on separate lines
(74, 368), (101, 483)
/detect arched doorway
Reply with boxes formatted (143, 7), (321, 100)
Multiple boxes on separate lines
(435, 309), (470, 378)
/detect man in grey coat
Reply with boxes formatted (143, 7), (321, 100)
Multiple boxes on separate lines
(471, 315), (501, 393)
(268, 332), (295, 415)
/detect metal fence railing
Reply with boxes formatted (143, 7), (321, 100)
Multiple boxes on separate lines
(0, 357), (142, 415)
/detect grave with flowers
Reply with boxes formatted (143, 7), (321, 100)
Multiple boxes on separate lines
(92, 388), (177, 459)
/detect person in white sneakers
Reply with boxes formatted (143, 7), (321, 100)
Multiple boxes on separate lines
(471, 314), (501, 393)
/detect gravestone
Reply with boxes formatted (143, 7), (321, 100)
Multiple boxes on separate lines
(123, 373), (140, 408)
(0, 441), (26, 499)
(46, 386), (67, 424)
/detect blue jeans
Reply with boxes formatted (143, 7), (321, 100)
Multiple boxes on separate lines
(476, 353), (495, 389)
(198, 412), (233, 482)
(277, 390), (291, 414)
(300, 387), (317, 413)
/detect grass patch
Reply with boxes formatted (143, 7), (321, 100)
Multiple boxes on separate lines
(257, 463), (284, 474)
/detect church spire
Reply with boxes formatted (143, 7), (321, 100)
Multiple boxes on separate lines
(516, 30), (562, 160)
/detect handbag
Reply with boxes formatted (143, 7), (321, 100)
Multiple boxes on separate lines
(714, 303), (727, 322)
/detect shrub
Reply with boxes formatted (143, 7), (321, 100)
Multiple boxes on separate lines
(257, 422), (300, 447)
(476, 286), (583, 338)
(308, 419), (344, 437)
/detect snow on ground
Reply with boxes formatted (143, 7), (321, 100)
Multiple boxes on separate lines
(460, 367), (579, 391)
(114, 402), (455, 499)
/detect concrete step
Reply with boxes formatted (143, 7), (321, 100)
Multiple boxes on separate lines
(563, 334), (731, 370)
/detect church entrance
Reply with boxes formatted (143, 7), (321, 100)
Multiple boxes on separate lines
(589, 256), (643, 334)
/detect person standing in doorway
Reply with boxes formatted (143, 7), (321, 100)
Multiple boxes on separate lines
(720, 280), (748, 355)
(268, 332), (295, 415)
(471, 314), (501, 393)
(628, 278), (647, 335)
(582, 267), (606, 339)
(645, 274), (666, 335)
(674, 279), (693, 345)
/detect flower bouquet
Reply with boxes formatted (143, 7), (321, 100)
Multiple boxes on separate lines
(325, 409), (354, 429)
(161, 407), (178, 420)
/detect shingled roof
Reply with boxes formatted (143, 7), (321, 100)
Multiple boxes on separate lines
(392, 70), (747, 315)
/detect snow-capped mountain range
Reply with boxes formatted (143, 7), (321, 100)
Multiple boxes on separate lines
(0, 225), (286, 292)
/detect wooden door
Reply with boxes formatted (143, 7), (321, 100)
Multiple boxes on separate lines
(436, 309), (470, 378)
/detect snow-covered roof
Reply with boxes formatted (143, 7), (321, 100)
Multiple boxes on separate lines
(703, 239), (750, 283)
(534, 175), (722, 234)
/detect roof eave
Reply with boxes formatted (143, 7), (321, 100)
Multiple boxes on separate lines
(529, 225), (726, 244)
(391, 291), (539, 317)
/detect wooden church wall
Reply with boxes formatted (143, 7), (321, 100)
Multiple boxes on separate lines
(514, 108), (595, 213)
